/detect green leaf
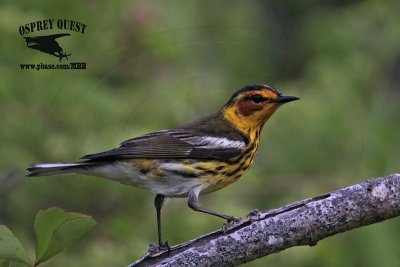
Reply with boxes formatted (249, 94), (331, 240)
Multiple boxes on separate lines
(34, 207), (78, 261)
(0, 225), (30, 266)
(34, 207), (96, 264)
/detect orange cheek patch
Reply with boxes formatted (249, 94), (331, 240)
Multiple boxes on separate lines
(238, 100), (262, 116)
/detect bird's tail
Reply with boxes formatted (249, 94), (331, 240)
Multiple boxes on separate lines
(27, 162), (94, 177)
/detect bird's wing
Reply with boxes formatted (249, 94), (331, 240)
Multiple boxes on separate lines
(81, 129), (246, 161)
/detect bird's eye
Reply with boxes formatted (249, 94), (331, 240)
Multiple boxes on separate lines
(249, 94), (264, 103)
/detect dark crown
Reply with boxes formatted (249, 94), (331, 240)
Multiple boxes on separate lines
(224, 84), (281, 107)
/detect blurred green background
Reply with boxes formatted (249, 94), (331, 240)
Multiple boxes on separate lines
(1, 1), (399, 266)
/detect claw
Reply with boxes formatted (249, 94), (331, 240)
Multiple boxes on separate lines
(227, 215), (237, 223)
(247, 209), (261, 220)
(148, 241), (170, 255)
(248, 209), (259, 216)
(222, 217), (239, 233)
(148, 243), (158, 254)
(160, 241), (171, 253)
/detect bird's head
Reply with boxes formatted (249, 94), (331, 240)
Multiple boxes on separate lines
(222, 84), (299, 134)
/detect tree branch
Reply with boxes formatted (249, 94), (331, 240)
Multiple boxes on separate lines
(129, 173), (400, 267)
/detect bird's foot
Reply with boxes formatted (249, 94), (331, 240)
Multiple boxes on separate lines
(222, 216), (239, 233)
(227, 215), (237, 223)
(247, 208), (261, 221)
(148, 241), (170, 255)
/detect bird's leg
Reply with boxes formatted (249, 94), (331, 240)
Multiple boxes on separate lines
(154, 194), (169, 250)
(188, 187), (236, 222)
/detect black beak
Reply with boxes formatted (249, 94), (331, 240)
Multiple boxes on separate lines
(275, 95), (300, 104)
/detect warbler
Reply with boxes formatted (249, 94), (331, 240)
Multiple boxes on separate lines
(27, 84), (299, 247)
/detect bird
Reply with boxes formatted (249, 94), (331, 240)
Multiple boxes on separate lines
(27, 84), (299, 248)
(24, 33), (71, 61)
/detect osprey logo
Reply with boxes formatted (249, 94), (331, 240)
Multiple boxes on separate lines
(19, 19), (87, 68)
(24, 33), (71, 61)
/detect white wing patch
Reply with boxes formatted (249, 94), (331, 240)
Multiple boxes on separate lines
(184, 136), (246, 149)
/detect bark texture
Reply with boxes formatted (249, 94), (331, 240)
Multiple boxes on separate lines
(129, 173), (400, 267)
